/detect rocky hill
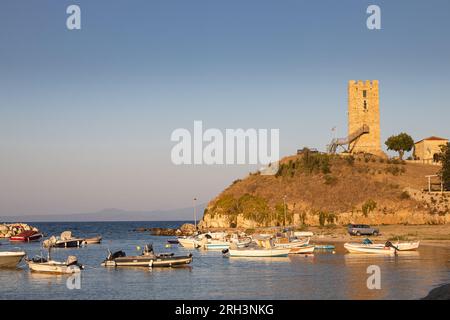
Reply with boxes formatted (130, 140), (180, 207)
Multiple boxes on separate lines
(199, 152), (450, 229)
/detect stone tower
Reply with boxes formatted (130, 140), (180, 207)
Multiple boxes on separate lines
(348, 80), (382, 155)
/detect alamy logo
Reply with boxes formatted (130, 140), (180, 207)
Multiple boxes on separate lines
(66, 5), (81, 30)
(366, 265), (381, 290)
(366, 5), (381, 30)
(66, 268), (81, 290)
(170, 121), (279, 175)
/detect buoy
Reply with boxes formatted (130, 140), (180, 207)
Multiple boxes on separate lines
(332, 251), (336, 254)
(165, 244), (171, 248)
(136, 246), (141, 251)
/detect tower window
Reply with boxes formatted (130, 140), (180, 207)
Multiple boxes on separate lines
(363, 90), (367, 98)
(363, 100), (367, 111)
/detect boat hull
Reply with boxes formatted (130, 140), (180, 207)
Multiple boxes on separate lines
(273, 237), (310, 249)
(228, 248), (291, 257)
(27, 261), (81, 274)
(289, 245), (315, 254)
(0, 252), (26, 268)
(85, 236), (102, 244)
(10, 232), (43, 242)
(51, 239), (86, 248)
(178, 238), (199, 248)
(102, 255), (193, 268)
(344, 243), (396, 254)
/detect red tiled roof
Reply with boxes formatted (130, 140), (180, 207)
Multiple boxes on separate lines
(415, 136), (448, 144)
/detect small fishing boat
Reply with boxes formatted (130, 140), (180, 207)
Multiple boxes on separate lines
(85, 236), (102, 244)
(167, 239), (179, 244)
(273, 237), (310, 249)
(344, 242), (396, 254)
(10, 230), (43, 242)
(289, 244), (315, 254)
(203, 240), (230, 250)
(43, 231), (86, 248)
(27, 255), (83, 274)
(101, 244), (193, 268)
(223, 247), (291, 257)
(0, 251), (26, 268)
(314, 244), (335, 250)
(388, 241), (420, 251)
(178, 237), (200, 249)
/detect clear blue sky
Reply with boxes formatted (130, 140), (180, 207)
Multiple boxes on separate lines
(1, 0), (449, 216)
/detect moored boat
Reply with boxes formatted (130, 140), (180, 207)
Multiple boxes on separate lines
(289, 244), (315, 254)
(101, 244), (193, 268)
(27, 255), (84, 274)
(344, 242), (396, 254)
(0, 251), (26, 268)
(43, 231), (86, 248)
(10, 230), (43, 242)
(223, 247), (291, 257)
(178, 237), (200, 248)
(85, 236), (102, 244)
(203, 240), (230, 250)
(273, 237), (310, 249)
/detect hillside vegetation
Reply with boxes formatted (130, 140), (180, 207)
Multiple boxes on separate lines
(200, 151), (449, 229)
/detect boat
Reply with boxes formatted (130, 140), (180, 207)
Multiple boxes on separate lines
(314, 244), (335, 250)
(273, 237), (310, 248)
(0, 251), (26, 268)
(178, 237), (200, 248)
(101, 244), (193, 268)
(167, 239), (179, 244)
(391, 241), (420, 251)
(289, 244), (315, 254)
(10, 230), (43, 242)
(344, 242), (396, 254)
(85, 236), (102, 244)
(26, 255), (83, 274)
(203, 240), (230, 250)
(223, 247), (291, 257)
(43, 231), (86, 248)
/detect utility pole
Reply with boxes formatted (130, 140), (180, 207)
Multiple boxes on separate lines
(193, 197), (197, 230)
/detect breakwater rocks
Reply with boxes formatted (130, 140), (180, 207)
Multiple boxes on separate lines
(133, 223), (197, 236)
(0, 223), (39, 238)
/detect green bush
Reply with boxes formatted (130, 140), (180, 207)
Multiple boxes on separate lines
(362, 199), (377, 217)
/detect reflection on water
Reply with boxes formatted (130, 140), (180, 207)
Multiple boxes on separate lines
(1, 222), (449, 300)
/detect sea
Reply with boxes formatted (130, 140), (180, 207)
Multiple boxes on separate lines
(0, 221), (449, 300)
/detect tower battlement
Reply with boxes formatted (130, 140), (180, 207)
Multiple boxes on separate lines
(347, 80), (382, 155)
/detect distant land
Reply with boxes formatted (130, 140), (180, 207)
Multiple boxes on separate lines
(0, 204), (207, 222)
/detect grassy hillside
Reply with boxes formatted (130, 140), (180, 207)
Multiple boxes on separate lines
(200, 151), (448, 228)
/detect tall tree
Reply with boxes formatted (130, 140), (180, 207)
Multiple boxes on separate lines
(385, 133), (415, 160)
(439, 143), (450, 191)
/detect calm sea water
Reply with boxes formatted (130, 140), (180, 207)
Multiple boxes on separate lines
(0, 221), (449, 300)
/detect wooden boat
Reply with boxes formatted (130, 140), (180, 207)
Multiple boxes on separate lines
(0, 251), (26, 268)
(344, 242), (396, 254)
(85, 236), (102, 244)
(289, 244), (315, 254)
(223, 247), (291, 257)
(101, 244), (193, 268)
(10, 230), (43, 242)
(27, 255), (83, 274)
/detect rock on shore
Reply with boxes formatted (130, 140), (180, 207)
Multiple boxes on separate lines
(0, 223), (39, 238)
(133, 223), (197, 236)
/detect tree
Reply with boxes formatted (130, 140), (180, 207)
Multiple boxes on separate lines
(385, 133), (414, 160)
(439, 143), (450, 191)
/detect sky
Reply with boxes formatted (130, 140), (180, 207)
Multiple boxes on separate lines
(1, 0), (449, 216)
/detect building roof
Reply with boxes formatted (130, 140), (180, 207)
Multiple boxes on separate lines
(415, 136), (448, 144)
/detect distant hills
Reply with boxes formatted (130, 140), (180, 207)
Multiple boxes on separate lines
(0, 204), (207, 222)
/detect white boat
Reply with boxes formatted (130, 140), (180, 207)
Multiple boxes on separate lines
(390, 241), (420, 251)
(273, 237), (310, 248)
(0, 251), (26, 268)
(26, 255), (83, 274)
(178, 237), (200, 248)
(225, 247), (291, 257)
(203, 240), (230, 250)
(289, 244), (315, 254)
(344, 243), (396, 254)
(293, 231), (314, 237)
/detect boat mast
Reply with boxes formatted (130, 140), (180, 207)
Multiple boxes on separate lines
(193, 197), (197, 230)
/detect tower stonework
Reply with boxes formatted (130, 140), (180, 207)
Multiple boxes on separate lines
(348, 80), (382, 155)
